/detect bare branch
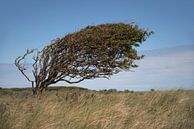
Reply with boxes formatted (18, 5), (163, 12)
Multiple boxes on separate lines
(15, 49), (36, 82)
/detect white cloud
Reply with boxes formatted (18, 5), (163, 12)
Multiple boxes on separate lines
(1, 45), (194, 91)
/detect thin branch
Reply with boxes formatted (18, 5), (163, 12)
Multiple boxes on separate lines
(15, 49), (36, 82)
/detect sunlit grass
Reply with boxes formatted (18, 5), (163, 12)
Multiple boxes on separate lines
(0, 87), (193, 129)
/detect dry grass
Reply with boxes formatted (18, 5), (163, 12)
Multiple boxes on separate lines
(0, 88), (194, 129)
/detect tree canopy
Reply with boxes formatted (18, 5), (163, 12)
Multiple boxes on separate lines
(15, 23), (153, 94)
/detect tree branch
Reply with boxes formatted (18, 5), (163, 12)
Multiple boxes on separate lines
(15, 49), (36, 82)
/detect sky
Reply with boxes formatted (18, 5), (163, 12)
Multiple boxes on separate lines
(0, 0), (194, 90)
(1, 44), (194, 90)
(0, 0), (194, 63)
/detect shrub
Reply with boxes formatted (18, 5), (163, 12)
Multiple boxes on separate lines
(99, 89), (107, 92)
(107, 89), (117, 93)
(150, 89), (155, 92)
(124, 89), (130, 93)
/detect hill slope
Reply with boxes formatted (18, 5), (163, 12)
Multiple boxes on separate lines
(0, 89), (194, 129)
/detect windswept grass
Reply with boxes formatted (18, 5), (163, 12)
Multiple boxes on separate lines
(0, 88), (193, 129)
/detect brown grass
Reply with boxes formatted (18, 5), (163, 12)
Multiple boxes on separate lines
(0, 89), (194, 129)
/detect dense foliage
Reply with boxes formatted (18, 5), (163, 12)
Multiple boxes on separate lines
(15, 23), (152, 94)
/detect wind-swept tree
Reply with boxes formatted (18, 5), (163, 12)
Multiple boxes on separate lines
(15, 23), (153, 94)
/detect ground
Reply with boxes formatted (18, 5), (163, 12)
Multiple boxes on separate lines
(0, 87), (194, 129)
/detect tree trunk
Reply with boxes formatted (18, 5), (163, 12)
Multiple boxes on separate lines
(31, 81), (37, 95)
(31, 81), (42, 95)
(31, 80), (50, 95)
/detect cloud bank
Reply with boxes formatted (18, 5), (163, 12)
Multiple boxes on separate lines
(0, 45), (194, 91)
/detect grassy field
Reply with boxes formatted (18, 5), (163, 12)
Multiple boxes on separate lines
(0, 87), (194, 129)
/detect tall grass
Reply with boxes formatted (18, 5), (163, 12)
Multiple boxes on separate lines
(0, 103), (11, 129)
(0, 88), (193, 129)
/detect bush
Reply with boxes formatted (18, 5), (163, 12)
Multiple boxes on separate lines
(99, 89), (107, 92)
(107, 89), (117, 93)
(150, 89), (155, 92)
(124, 89), (130, 93)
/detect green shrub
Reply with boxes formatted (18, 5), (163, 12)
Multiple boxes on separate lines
(99, 89), (107, 92)
(107, 89), (117, 93)
(150, 89), (155, 92)
(124, 89), (130, 93)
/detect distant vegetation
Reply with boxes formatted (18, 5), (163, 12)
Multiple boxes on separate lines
(0, 86), (88, 92)
(0, 87), (193, 129)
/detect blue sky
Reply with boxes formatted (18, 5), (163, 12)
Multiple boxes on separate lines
(0, 0), (194, 90)
(0, 0), (194, 63)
